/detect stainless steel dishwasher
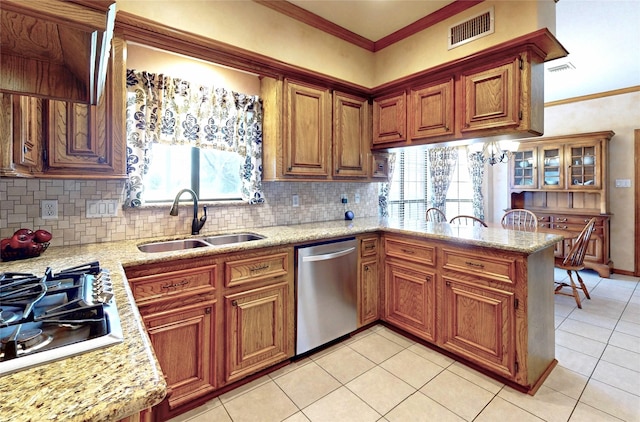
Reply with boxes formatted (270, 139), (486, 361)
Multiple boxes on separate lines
(296, 237), (358, 355)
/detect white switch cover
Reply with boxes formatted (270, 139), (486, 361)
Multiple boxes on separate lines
(292, 195), (299, 207)
(615, 179), (631, 188)
(41, 200), (58, 219)
(354, 193), (361, 204)
(86, 200), (119, 218)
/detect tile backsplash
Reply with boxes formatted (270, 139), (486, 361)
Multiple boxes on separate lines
(0, 179), (380, 247)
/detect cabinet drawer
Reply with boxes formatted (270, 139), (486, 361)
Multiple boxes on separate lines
(129, 265), (217, 302)
(225, 252), (289, 288)
(552, 215), (604, 227)
(360, 237), (379, 258)
(385, 237), (435, 266)
(441, 248), (517, 285)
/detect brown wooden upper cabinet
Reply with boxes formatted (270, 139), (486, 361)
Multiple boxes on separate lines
(372, 48), (548, 150)
(262, 77), (372, 181)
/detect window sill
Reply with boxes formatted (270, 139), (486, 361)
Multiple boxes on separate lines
(128, 199), (251, 211)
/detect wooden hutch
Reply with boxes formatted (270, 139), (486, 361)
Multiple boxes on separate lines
(509, 130), (615, 277)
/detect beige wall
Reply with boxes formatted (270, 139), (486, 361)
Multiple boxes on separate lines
(489, 90), (640, 273)
(116, 0), (554, 89)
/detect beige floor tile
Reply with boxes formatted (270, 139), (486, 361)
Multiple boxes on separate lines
(406, 343), (455, 368)
(223, 381), (298, 422)
(380, 349), (444, 389)
(313, 344), (376, 384)
(555, 344), (600, 377)
(302, 386), (380, 422)
(542, 365), (589, 400)
(555, 329), (607, 358)
(580, 379), (640, 421)
(582, 297), (628, 320)
(601, 344), (640, 372)
(621, 306), (640, 323)
(273, 361), (341, 408)
(268, 357), (313, 380)
(557, 319), (613, 343)
(591, 284), (635, 303)
(554, 303), (575, 318)
(615, 320), (640, 338)
(474, 396), (544, 422)
(218, 375), (272, 404)
(166, 397), (224, 422)
(283, 412), (310, 422)
(608, 331), (640, 354)
(569, 403), (626, 422)
(591, 360), (640, 396)
(498, 385), (577, 422)
(447, 362), (504, 394)
(567, 309), (620, 330)
(375, 327), (415, 348)
(385, 392), (465, 422)
(347, 332), (404, 364)
(189, 405), (232, 422)
(346, 366), (415, 415)
(419, 369), (495, 420)
(306, 342), (345, 362)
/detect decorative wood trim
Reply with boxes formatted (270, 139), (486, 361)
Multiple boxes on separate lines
(114, 12), (370, 97)
(635, 129), (640, 276)
(253, 0), (374, 51)
(545, 86), (640, 107)
(374, 0), (484, 51)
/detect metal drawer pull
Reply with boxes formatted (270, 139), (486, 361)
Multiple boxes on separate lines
(465, 261), (484, 269)
(556, 218), (568, 222)
(364, 244), (376, 250)
(249, 264), (270, 273)
(557, 225), (568, 229)
(161, 279), (190, 289)
(232, 300), (238, 306)
(401, 248), (416, 254)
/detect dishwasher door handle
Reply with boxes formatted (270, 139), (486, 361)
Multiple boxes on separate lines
(301, 247), (356, 262)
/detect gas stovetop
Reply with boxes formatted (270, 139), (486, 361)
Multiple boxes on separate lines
(0, 261), (123, 376)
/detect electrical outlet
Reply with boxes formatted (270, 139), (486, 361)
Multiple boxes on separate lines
(41, 200), (58, 219)
(341, 193), (348, 204)
(292, 194), (299, 207)
(354, 193), (360, 204)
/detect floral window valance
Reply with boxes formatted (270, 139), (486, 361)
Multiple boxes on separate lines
(124, 69), (264, 207)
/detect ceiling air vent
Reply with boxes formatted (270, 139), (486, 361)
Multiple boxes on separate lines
(547, 62), (576, 73)
(448, 7), (494, 50)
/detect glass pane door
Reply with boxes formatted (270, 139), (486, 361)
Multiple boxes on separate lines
(569, 145), (597, 187)
(541, 146), (563, 188)
(512, 149), (536, 187)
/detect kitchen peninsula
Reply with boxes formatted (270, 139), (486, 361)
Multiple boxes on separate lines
(0, 218), (562, 421)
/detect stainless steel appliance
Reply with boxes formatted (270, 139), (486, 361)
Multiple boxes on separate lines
(296, 238), (357, 355)
(0, 261), (123, 376)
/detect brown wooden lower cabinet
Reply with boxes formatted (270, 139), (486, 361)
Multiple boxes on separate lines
(382, 234), (556, 393)
(358, 235), (380, 326)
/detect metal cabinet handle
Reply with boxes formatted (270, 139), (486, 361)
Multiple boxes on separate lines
(249, 264), (270, 273)
(161, 279), (189, 289)
(557, 225), (568, 229)
(401, 248), (415, 255)
(465, 261), (484, 269)
(556, 218), (568, 222)
(232, 300), (238, 307)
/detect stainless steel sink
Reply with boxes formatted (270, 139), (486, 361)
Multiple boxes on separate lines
(138, 233), (265, 253)
(137, 238), (210, 253)
(200, 233), (265, 245)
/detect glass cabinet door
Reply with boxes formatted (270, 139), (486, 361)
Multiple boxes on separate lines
(540, 145), (564, 189)
(511, 148), (537, 188)
(568, 144), (600, 188)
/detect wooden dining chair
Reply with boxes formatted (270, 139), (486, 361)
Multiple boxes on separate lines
(554, 217), (597, 309)
(449, 215), (488, 227)
(425, 207), (447, 223)
(501, 209), (538, 231)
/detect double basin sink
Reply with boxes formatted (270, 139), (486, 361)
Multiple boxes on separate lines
(137, 233), (265, 253)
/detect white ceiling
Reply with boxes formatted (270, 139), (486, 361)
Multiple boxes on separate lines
(289, 0), (640, 102)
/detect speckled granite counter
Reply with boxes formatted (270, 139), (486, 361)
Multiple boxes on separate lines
(0, 217), (562, 421)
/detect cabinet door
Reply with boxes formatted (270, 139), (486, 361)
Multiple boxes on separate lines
(359, 259), (379, 326)
(284, 79), (331, 177)
(333, 92), (369, 178)
(44, 37), (125, 177)
(441, 276), (516, 380)
(142, 301), (217, 409)
(510, 147), (537, 189)
(539, 144), (565, 189)
(385, 262), (436, 343)
(13, 95), (42, 168)
(409, 78), (454, 141)
(566, 142), (601, 189)
(460, 57), (520, 134)
(224, 281), (291, 383)
(372, 91), (406, 145)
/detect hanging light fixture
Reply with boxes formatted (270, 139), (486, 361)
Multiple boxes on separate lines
(468, 140), (520, 165)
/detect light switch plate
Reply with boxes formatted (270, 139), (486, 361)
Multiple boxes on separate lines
(86, 200), (119, 218)
(292, 194), (299, 207)
(615, 179), (631, 188)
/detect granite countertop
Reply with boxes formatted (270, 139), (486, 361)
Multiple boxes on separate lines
(0, 217), (562, 421)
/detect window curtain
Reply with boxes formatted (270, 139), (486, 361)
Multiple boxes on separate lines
(378, 153), (397, 217)
(467, 151), (485, 220)
(124, 69), (264, 207)
(428, 147), (458, 212)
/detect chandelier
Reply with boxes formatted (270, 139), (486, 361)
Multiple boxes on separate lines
(468, 140), (519, 165)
